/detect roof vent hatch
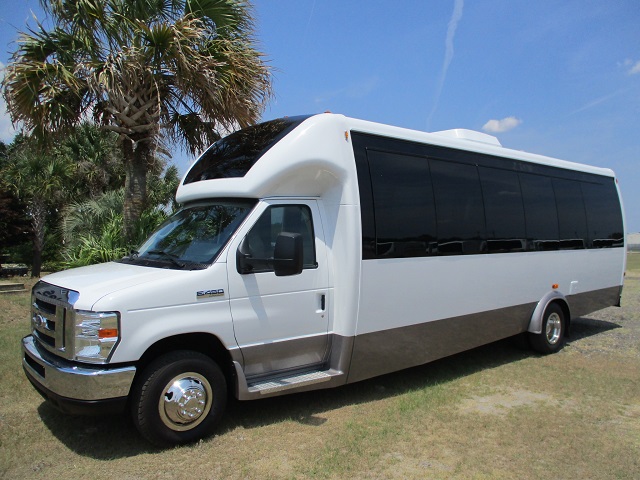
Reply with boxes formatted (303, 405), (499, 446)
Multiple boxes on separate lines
(431, 128), (502, 147)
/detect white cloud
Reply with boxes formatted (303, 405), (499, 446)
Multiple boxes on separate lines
(482, 116), (522, 134)
(621, 58), (640, 75)
(0, 62), (18, 143)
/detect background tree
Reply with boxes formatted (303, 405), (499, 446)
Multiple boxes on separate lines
(2, 0), (271, 242)
(0, 141), (31, 253)
(3, 136), (73, 276)
(60, 166), (180, 267)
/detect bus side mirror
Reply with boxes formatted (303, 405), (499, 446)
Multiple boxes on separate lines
(273, 232), (303, 276)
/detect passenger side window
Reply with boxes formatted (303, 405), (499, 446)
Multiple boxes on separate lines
(243, 205), (317, 272)
(430, 159), (486, 255)
(368, 150), (437, 258)
(519, 173), (559, 251)
(479, 167), (526, 253)
(553, 178), (588, 250)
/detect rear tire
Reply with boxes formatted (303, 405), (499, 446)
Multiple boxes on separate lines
(131, 351), (227, 447)
(528, 303), (565, 354)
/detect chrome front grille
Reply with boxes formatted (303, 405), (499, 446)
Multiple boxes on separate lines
(31, 281), (79, 360)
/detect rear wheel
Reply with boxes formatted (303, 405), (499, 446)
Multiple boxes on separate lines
(528, 303), (565, 354)
(132, 351), (227, 447)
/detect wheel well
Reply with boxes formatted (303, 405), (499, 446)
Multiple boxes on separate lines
(135, 333), (235, 388)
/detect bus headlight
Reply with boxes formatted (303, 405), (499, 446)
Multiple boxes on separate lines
(73, 311), (120, 363)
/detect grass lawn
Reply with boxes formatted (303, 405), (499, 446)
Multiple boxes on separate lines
(1, 257), (639, 479)
(627, 252), (640, 273)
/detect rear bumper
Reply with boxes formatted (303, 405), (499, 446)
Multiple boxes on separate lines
(22, 335), (136, 415)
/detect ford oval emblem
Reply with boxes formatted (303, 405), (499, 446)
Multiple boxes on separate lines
(33, 314), (46, 329)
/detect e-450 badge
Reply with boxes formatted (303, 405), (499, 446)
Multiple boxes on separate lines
(196, 289), (225, 299)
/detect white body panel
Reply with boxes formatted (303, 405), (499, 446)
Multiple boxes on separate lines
(357, 249), (624, 335)
(96, 263), (239, 363)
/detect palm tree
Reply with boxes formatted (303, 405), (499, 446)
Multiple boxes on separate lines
(2, 0), (271, 242)
(4, 137), (73, 276)
(56, 122), (125, 199)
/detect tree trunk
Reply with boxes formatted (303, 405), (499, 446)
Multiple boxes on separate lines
(122, 139), (149, 245)
(30, 199), (46, 278)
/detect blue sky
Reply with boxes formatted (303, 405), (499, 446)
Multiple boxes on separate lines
(1, 0), (639, 231)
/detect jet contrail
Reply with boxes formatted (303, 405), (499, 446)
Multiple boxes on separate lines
(427, 0), (464, 130)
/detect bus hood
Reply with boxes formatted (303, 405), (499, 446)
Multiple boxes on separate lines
(41, 262), (187, 310)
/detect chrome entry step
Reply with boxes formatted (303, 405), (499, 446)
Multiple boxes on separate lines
(248, 369), (339, 395)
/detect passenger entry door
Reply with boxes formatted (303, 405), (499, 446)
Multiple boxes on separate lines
(227, 200), (330, 378)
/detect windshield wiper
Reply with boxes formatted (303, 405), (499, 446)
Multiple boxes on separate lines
(145, 250), (187, 268)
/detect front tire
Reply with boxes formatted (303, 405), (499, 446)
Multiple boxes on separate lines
(132, 351), (227, 447)
(528, 303), (565, 354)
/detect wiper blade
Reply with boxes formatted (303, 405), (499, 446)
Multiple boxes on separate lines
(145, 249), (186, 268)
(120, 250), (139, 261)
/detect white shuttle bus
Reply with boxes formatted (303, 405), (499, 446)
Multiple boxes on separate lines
(22, 113), (626, 446)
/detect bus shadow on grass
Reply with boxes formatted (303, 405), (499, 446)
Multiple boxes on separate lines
(568, 315), (621, 342)
(37, 315), (621, 458)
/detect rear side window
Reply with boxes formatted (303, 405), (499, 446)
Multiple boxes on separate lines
(581, 181), (624, 248)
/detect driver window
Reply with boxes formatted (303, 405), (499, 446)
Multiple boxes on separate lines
(244, 205), (317, 272)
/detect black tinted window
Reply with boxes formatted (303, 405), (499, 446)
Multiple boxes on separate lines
(243, 205), (317, 272)
(553, 179), (588, 249)
(479, 167), (526, 252)
(430, 160), (486, 255)
(352, 132), (623, 259)
(184, 116), (309, 184)
(519, 173), (560, 251)
(368, 150), (437, 257)
(581, 181), (624, 248)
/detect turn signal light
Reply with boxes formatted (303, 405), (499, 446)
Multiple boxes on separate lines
(98, 328), (118, 339)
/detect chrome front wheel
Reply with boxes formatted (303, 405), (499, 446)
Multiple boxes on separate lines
(159, 372), (213, 431)
(132, 351), (227, 447)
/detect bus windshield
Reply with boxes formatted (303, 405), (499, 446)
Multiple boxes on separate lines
(118, 200), (256, 270)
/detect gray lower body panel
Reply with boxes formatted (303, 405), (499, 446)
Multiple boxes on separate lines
(347, 302), (535, 384)
(239, 334), (329, 377)
(346, 285), (621, 384)
(567, 286), (621, 318)
(233, 285), (621, 398)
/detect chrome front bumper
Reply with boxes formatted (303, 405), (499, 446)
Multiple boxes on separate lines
(22, 335), (136, 402)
